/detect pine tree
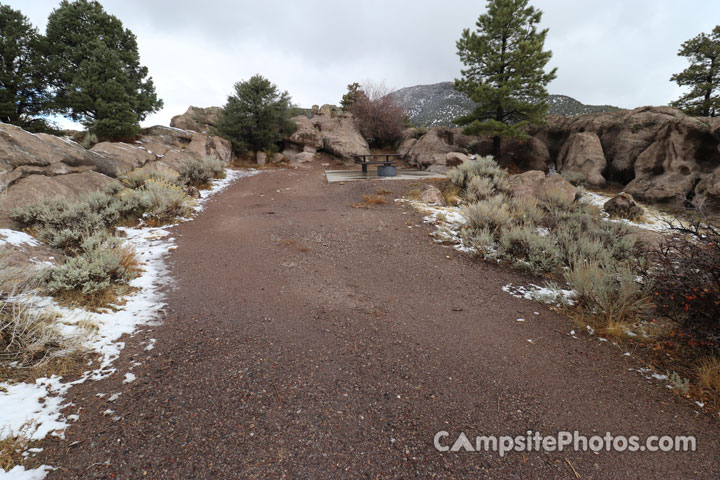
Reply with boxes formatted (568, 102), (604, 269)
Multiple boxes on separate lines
(454, 0), (557, 159)
(670, 26), (720, 117)
(45, 0), (162, 140)
(0, 4), (51, 131)
(340, 83), (366, 111)
(214, 75), (296, 155)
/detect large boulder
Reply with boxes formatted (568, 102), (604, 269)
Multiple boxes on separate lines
(693, 168), (720, 210)
(405, 128), (462, 168)
(604, 193), (643, 220)
(507, 171), (576, 204)
(0, 122), (103, 192)
(625, 122), (705, 202)
(288, 116), (323, 150)
(556, 131), (607, 186)
(311, 112), (370, 161)
(90, 142), (155, 178)
(170, 106), (222, 134)
(419, 184), (445, 205)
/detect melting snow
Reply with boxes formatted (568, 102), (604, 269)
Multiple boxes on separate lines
(0, 168), (260, 477)
(0, 230), (40, 248)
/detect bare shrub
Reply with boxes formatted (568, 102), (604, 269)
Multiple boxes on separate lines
(351, 81), (406, 149)
(643, 217), (720, 337)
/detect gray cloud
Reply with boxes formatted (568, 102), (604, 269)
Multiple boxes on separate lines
(5, 0), (720, 127)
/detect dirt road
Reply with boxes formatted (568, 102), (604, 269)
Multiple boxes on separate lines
(39, 166), (720, 478)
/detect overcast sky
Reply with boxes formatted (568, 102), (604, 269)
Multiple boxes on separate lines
(6, 0), (720, 128)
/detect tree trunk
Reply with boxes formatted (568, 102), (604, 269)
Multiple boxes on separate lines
(493, 135), (502, 164)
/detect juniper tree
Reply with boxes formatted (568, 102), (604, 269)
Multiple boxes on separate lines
(670, 26), (720, 117)
(340, 82), (366, 111)
(214, 75), (295, 155)
(454, 0), (557, 159)
(0, 4), (51, 131)
(45, 0), (162, 140)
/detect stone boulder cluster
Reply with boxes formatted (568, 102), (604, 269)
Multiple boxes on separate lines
(281, 105), (370, 165)
(396, 106), (720, 211)
(0, 117), (232, 227)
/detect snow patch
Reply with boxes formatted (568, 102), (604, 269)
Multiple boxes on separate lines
(0, 168), (260, 474)
(0, 230), (40, 248)
(502, 283), (577, 307)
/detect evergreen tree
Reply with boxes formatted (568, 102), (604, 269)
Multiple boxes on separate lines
(340, 82), (366, 111)
(45, 0), (162, 140)
(670, 26), (720, 117)
(454, 0), (557, 158)
(215, 75), (295, 155)
(0, 4), (51, 131)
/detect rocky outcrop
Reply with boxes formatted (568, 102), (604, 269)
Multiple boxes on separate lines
(311, 112), (370, 161)
(404, 128), (463, 168)
(532, 106), (720, 207)
(2, 171), (120, 223)
(0, 117), (234, 227)
(287, 116), (323, 151)
(556, 131), (607, 186)
(170, 106), (221, 134)
(284, 111), (369, 162)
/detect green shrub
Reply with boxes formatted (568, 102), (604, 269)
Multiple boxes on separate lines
(499, 226), (560, 274)
(10, 193), (119, 252)
(123, 179), (194, 223)
(461, 227), (498, 257)
(178, 156), (226, 187)
(510, 196), (544, 226)
(565, 260), (650, 326)
(40, 233), (139, 296)
(462, 195), (512, 232)
(448, 156), (506, 188)
(467, 176), (495, 202)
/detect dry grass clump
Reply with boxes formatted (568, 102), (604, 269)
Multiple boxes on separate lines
(354, 194), (387, 208)
(121, 165), (180, 189)
(0, 260), (87, 379)
(0, 427), (30, 471)
(696, 357), (720, 393)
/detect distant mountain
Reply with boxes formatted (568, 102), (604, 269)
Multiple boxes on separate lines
(389, 82), (622, 127)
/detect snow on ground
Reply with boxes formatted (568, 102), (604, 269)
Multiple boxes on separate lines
(0, 230), (40, 248)
(581, 190), (677, 232)
(502, 283), (577, 307)
(0, 168), (259, 478)
(396, 199), (476, 254)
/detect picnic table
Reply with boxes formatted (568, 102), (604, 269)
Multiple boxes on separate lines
(352, 154), (402, 176)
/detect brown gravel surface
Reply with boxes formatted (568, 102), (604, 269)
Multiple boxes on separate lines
(38, 165), (720, 479)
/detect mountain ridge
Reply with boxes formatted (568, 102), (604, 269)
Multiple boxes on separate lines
(390, 81), (622, 127)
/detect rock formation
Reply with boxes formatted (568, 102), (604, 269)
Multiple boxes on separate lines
(0, 120), (233, 227)
(284, 109), (370, 163)
(170, 106), (222, 134)
(403, 106), (720, 210)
